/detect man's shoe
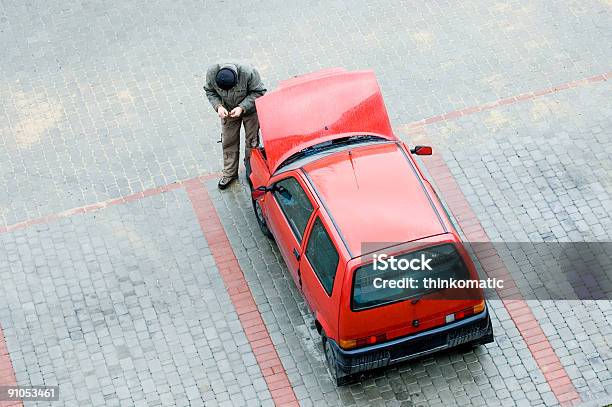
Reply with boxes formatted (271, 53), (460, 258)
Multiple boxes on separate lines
(218, 175), (237, 190)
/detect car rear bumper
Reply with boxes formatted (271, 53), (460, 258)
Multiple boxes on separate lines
(330, 307), (493, 375)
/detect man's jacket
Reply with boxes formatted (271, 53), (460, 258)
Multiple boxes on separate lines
(204, 63), (266, 116)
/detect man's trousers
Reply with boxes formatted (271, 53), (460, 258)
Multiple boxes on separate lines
(221, 112), (259, 177)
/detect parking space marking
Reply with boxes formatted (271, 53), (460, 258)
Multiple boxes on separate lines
(404, 71), (610, 129)
(0, 327), (22, 407)
(184, 179), (299, 407)
(0, 174), (219, 235)
(415, 141), (582, 406)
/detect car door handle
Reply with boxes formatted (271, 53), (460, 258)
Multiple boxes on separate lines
(293, 248), (300, 260)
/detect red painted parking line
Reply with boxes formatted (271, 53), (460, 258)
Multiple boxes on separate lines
(184, 179), (299, 407)
(0, 327), (22, 407)
(404, 70), (610, 129)
(415, 141), (581, 406)
(0, 173), (220, 235)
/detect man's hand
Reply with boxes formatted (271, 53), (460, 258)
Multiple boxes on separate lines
(217, 106), (229, 118)
(229, 106), (244, 118)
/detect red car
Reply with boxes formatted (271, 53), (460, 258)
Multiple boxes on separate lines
(247, 68), (493, 385)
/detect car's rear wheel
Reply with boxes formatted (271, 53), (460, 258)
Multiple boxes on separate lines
(322, 335), (352, 386)
(252, 198), (274, 239)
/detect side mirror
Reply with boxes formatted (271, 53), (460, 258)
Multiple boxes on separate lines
(251, 185), (271, 200)
(410, 145), (432, 155)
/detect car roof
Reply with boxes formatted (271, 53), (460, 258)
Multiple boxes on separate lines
(302, 142), (447, 258)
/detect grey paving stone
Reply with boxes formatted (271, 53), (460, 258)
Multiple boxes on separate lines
(0, 191), (270, 405)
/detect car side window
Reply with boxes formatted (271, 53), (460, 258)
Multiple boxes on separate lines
(305, 218), (339, 296)
(273, 177), (314, 242)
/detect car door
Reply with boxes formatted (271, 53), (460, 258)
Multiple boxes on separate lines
(299, 213), (342, 337)
(264, 174), (316, 289)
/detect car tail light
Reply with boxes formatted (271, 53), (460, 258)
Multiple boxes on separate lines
(356, 333), (387, 347)
(446, 300), (486, 324)
(473, 300), (485, 314)
(339, 333), (387, 350)
(338, 338), (356, 349)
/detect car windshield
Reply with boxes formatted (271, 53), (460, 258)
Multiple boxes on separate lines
(277, 135), (386, 170)
(352, 243), (470, 311)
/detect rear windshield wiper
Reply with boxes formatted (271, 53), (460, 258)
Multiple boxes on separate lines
(278, 135), (385, 169)
(411, 289), (434, 305)
(411, 294), (424, 305)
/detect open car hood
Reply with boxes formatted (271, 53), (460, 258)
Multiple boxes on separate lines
(255, 68), (397, 173)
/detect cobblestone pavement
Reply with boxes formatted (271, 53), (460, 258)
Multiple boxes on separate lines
(0, 191), (273, 406)
(1, 0), (611, 406)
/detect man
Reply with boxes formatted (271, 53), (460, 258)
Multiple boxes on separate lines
(204, 63), (266, 189)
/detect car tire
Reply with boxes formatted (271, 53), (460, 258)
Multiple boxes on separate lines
(322, 335), (352, 386)
(252, 198), (274, 239)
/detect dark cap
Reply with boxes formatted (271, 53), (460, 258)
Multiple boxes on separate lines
(215, 68), (237, 90)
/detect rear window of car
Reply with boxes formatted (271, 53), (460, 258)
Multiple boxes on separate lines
(352, 243), (470, 311)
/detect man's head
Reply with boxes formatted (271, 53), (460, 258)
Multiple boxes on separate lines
(215, 66), (238, 90)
